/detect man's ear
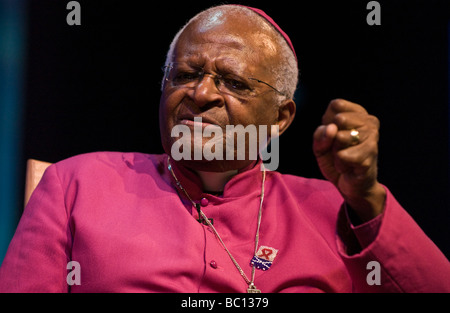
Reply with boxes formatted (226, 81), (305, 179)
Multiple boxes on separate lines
(276, 99), (296, 136)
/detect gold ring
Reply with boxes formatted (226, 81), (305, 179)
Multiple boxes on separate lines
(350, 129), (360, 145)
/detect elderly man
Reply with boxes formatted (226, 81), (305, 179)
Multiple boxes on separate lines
(0, 5), (449, 293)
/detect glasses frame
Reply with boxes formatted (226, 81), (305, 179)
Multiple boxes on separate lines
(162, 62), (288, 99)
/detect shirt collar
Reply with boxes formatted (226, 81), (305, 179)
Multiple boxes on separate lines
(164, 155), (264, 201)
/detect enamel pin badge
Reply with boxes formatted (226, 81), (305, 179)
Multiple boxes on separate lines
(250, 246), (279, 271)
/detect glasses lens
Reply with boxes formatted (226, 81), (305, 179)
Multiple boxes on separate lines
(219, 75), (254, 97)
(166, 64), (203, 87)
(164, 63), (261, 99)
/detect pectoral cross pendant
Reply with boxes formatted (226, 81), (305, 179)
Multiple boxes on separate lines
(247, 283), (261, 293)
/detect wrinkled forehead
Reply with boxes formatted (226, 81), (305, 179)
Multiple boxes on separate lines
(174, 9), (280, 72)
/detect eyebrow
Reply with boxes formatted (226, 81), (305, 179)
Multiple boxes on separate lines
(176, 56), (253, 76)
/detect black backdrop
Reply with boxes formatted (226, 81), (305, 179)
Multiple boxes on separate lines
(22, 0), (449, 258)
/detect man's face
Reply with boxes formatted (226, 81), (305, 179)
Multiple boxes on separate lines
(159, 11), (282, 172)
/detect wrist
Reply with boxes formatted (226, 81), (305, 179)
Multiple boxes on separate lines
(345, 182), (386, 223)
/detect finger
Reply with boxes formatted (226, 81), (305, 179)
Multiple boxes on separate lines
(333, 112), (367, 130)
(333, 112), (380, 132)
(334, 149), (379, 192)
(313, 124), (338, 157)
(334, 136), (379, 170)
(322, 99), (368, 125)
(334, 128), (363, 149)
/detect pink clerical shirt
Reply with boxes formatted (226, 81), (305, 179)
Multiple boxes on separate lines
(0, 152), (449, 292)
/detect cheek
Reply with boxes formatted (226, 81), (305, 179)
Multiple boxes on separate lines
(230, 101), (278, 127)
(159, 90), (184, 151)
(226, 102), (278, 146)
(160, 88), (185, 122)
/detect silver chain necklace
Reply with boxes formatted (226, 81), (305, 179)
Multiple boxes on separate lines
(167, 156), (266, 293)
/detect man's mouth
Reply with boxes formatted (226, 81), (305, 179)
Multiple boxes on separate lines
(178, 115), (221, 129)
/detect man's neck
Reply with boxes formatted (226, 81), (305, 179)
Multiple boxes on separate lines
(195, 170), (238, 194)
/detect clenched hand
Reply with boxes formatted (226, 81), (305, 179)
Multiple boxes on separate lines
(313, 99), (386, 223)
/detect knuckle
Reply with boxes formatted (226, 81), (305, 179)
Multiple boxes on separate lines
(368, 115), (380, 128)
(361, 158), (373, 169)
(330, 98), (345, 111)
(337, 149), (358, 164)
(334, 113), (346, 126)
(336, 130), (347, 142)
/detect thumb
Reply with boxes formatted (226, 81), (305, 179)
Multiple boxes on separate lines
(313, 124), (338, 157)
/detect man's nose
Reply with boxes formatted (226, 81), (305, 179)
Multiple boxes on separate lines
(191, 75), (225, 108)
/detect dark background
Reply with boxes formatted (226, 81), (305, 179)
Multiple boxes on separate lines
(21, 0), (449, 257)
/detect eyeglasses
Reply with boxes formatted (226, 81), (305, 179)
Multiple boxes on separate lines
(162, 62), (287, 99)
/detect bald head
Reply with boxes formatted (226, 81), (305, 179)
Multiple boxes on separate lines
(164, 5), (298, 101)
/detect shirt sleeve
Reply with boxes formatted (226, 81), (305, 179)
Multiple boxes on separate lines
(345, 203), (384, 250)
(0, 164), (71, 292)
(336, 186), (450, 292)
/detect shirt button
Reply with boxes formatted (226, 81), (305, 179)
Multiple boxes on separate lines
(200, 198), (209, 207)
(210, 260), (218, 269)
